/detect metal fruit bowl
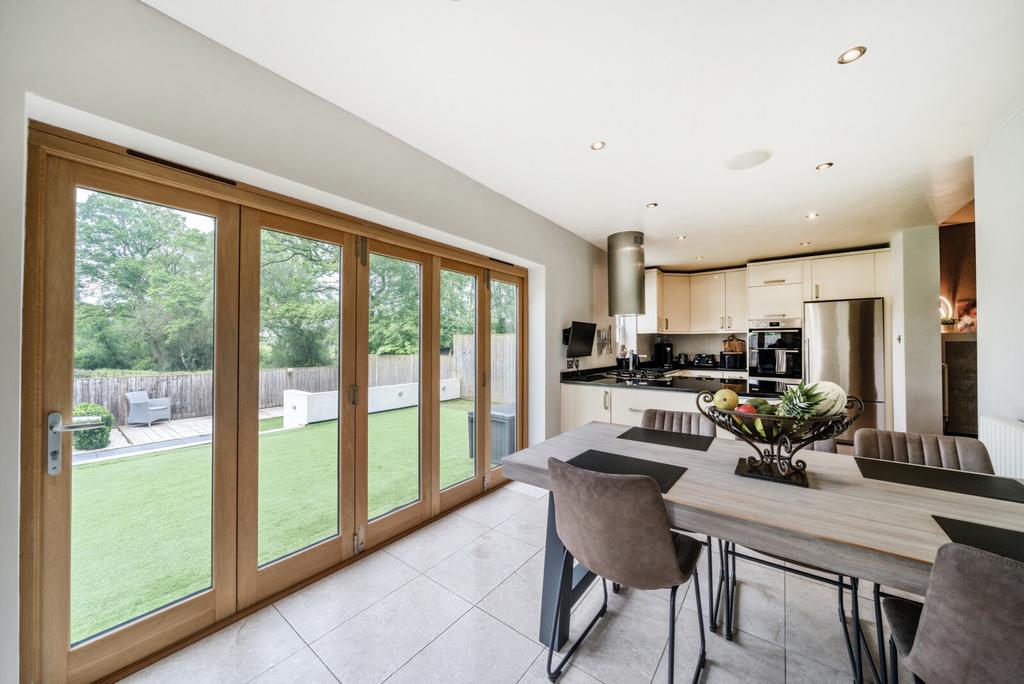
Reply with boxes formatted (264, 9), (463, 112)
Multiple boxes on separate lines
(696, 391), (864, 486)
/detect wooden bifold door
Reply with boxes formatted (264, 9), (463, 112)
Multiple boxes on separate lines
(20, 124), (527, 683)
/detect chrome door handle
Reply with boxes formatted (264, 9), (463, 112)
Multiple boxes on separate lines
(763, 278), (786, 285)
(47, 412), (106, 476)
(727, 316), (732, 328)
(814, 284), (820, 299)
(627, 407), (644, 413)
(720, 316), (724, 329)
(603, 391), (609, 411)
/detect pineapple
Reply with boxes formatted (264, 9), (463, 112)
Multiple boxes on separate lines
(777, 382), (825, 420)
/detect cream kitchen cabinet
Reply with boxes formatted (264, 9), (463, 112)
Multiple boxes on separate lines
(747, 282), (803, 320)
(689, 273), (726, 332)
(747, 260), (801, 287)
(662, 274), (691, 332)
(560, 383), (611, 432)
(609, 387), (698, 426)
(689, 270), (746, 332)
(809, 253), (876, 301)
(724, 270), (747, 331)
(636, 269), (664, 334)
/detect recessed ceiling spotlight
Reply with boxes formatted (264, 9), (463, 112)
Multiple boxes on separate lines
(646, 202), (658, 209)
(800, 241), (812, 246)
(676, 235), (686, 240)
(837, 46), (867, 64)
(815, 162), (834, 171)
(695, 256), (704, 261)
(806, 211), (820, 220)
(590, 140), (606, 151)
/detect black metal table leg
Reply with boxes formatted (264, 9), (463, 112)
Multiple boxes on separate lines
(850, 577), (863, 684)
(539, 493), (596, 649)
(874, 583), (888, 684)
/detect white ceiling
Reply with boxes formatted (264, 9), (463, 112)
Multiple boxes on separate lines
(141, 0), (1024, 270)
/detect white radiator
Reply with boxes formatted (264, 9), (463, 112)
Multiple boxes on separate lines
(980, 416), (1024, 478)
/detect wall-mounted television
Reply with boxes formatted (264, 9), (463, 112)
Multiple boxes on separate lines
(563, 321), (597, 358)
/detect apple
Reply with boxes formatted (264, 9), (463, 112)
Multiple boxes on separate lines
(713, 389), (740, 411)
(735, 404), (757, 415)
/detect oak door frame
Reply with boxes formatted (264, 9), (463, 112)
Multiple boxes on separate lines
(434, 259), (489, 513)
(20, 153), (240, 684)
(486, 271), (528, 487)
(357, 239), (436, 549)
(236, 208), (358, 609)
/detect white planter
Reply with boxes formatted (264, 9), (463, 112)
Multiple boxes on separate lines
(282, 379), (461, 428)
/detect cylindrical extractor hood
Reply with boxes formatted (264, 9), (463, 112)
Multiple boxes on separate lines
(607, 231), (646, 316)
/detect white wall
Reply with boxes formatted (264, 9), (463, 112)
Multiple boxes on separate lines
(975, 107), (1024, 422)
(0, 0), (607, 676)
(890, 226), (944, 434)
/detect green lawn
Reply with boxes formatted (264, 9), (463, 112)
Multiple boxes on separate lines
(70, 399), (476, 643)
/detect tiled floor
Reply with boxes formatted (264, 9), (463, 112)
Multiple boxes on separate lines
(126, 481), (914, 683)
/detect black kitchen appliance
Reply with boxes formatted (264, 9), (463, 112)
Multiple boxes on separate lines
(691, 353), (718, 368)
(748, 318), (803, 380)
(563, 321), (597, 358)
(653, 341), (674, 368)
(720, 352), (745, 370)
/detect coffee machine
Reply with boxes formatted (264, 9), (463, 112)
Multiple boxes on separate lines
(653, 341), (674, 368)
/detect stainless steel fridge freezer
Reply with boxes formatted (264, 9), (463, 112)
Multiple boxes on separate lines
(804, 298), (885, 441)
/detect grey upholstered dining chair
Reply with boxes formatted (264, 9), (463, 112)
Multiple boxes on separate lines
(546, 458), (706, 684)
(882, 543), (1024, 684)
(854, 428), (994, 473)
(641, 408), (716, 436)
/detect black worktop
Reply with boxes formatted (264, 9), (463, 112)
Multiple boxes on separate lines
(561, 367), (783, 398)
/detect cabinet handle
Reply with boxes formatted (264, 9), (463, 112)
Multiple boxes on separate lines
(763, 278), (786, 285)
(665, 317), (669, 330)
(814, 284), (820, 299)
(628, 407), (644, 413)
(727, 316), (732, 328)
(720, 316), (724, 329)
(603, 391), (609, 411)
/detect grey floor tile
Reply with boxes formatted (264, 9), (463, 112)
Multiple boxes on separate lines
(517, 651), (602, 684)
(504, 481), (548, 499)
(275, 550), (419, 642)
(730, 559), (786, 646)
(313, 575), (472, 683)
(386, 608), (541, 684)
(567, 586), (672, 683)
(249, 647), (338, 683)
(426, 529), (538, 603)
(784, 573), (883, 675)
(456, 487), (537, 528)
(784, 651), (849, 684)
(385, 513), (490, 572)
(125, 607), (304, 684)
(655, 607), (786, 683)
(495, 495), (549, 547)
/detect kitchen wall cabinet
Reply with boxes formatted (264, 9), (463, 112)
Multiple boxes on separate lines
(810, 253), (876, 301)
(636, 268), (663, 334)
(688, 269), (746, 332)
(747, 282), (803, 320)
(724, 270), (748, 331)
(747, 260), (802, 287)
(560, 383), (611, 432)
(662, 274), (691, 332)
(690, 273), (726, 331)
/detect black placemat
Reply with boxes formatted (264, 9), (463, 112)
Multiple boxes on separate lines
(855, 457), (1024, 504)
(567, 449), (687, 493)
(617, 426), (714, 452)
(933, 516), (1024, 563)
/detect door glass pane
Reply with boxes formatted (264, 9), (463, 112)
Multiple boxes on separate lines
(71, 189), (215, 644)
(439, 270), (476, 490)
(257, 230), (341, 565)
(489, 280), (519, 468)
(367, 253), (422, 519)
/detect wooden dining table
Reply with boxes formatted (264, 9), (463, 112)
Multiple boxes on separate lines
(502, 421), (1024, 682)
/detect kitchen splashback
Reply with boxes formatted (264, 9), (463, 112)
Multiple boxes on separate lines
(638, 333), (739, 358)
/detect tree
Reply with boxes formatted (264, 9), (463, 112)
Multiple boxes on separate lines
(74, 191), (215, 372)
(258, 230), (340, 368)
(440, 270), (476, 352)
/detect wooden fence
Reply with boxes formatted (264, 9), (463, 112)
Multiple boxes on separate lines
(74, 334), (518, 425)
